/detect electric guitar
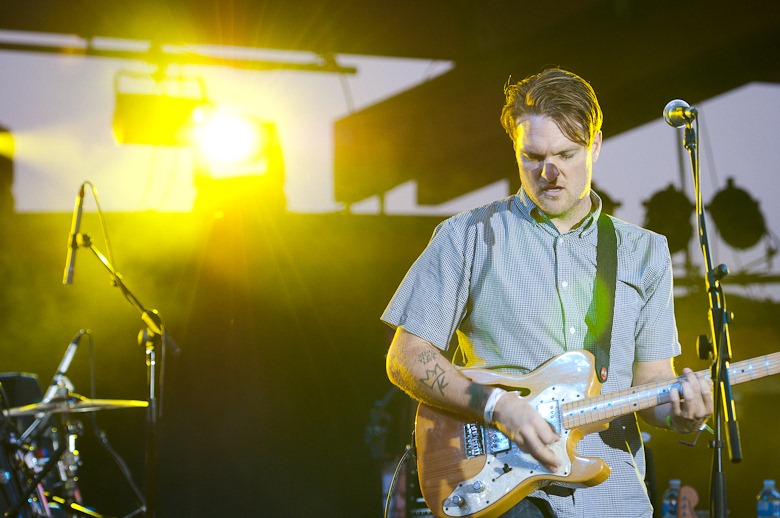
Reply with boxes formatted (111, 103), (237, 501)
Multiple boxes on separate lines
(415, 349), (780, 517)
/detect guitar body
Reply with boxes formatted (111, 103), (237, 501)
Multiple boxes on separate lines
(415, 350), (610, 518)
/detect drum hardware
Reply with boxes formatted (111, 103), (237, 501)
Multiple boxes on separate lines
(43, 494), (110, 518)
(3, 434), (63, 517)
(51, 419), (85, 507)
(2, 378), (146, 518)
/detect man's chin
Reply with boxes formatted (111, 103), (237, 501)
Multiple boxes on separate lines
(535, 199), (566, 216)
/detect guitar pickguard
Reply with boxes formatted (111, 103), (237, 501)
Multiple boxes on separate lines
(442, 385), (578, 517)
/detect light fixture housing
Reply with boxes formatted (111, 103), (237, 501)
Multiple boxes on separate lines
(112, 69), (210, 146)
(708, 177), (766, 250)
(643, 184), (695, 254)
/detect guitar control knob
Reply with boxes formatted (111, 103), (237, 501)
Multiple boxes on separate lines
(473, 481), (486, 493)
(446, 494), (465, 508)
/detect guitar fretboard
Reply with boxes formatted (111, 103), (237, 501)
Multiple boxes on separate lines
(561, 352), (780, 429)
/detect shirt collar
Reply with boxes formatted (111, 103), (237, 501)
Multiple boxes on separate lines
(512, 187), (603, 239)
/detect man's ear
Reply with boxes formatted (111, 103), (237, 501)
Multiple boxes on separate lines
(591, 131), (603, 163)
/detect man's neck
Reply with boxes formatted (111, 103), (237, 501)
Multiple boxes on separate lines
(550, 194), (595, 233)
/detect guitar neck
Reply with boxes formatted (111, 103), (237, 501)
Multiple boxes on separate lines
(561, 351), (780, 429)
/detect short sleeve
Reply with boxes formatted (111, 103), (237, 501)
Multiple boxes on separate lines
(634, 233), (681, 362)
(381, 218), (473, 350)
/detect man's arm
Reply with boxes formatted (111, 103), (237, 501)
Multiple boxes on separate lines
(386, 327), (561, 470)
(634, 358), (713, 433)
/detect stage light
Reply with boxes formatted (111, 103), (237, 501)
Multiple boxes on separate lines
(111, 69), (210, 146)
(192, 110), (268, 175)
(0, 126), (13, 159)
(0, 124), (14, 216)
(192, 112), (286, 215)
(643, 184), (695, 254)
(708, 177), (766, 250)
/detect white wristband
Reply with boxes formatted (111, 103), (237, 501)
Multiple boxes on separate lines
(483, 387), (507, 423)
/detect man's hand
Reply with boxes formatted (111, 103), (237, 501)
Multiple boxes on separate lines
(668, 367), (714, 433)
(492, 391), (562, 472)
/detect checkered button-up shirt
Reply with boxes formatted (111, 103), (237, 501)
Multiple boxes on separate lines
(382, 188), (680, 517)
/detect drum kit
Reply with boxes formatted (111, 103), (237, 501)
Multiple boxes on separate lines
(0, 372), (147, 518)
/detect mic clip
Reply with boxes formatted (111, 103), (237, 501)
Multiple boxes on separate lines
(42, 375), (75, 404)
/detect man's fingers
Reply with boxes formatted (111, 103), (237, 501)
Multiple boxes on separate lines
(668, 368), (714, 431)
(522, 433), (561, 472)
(669, 382), (683, 415)
(679, 368), (713, 420)
(532, 415), (558, 443)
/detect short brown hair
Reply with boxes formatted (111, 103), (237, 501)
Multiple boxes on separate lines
(500, 68), (603, 147)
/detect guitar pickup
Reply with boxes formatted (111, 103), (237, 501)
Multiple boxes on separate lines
(537, 398), (562, 435)
(487, 428), (511, 455)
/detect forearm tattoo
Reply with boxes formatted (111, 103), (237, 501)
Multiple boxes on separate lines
(417, 350), (449, 395)
(468, 383), (491, 415)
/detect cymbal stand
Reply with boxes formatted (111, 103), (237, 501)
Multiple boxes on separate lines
(52, 417), (84, 508)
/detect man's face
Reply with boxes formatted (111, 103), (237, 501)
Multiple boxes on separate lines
(514, 115), (602, 232)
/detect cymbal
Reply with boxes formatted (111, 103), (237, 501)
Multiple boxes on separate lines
(4, 394), (148, 417)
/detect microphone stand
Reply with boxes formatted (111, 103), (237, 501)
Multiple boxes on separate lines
(74, 232), (180, 518)
(680, 121), (741, 518)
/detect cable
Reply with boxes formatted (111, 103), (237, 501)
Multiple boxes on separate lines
(85, 414), (146, 512)
(82, 181), (117, 272)
(383, 441), (415, 518)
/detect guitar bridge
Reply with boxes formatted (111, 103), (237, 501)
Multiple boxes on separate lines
(463, 424), (511, 459)
(463, 423), (484, 458)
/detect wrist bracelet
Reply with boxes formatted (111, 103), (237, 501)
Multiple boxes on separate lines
(483, 387), (507, 423)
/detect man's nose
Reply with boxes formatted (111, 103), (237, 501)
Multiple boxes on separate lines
(541, 161), (559, 182)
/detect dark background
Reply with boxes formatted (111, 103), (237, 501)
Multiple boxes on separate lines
(1, 1), (780, 517)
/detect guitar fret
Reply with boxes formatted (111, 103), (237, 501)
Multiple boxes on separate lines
(562, 380), (678, 429)
(725, 352), (780, 385)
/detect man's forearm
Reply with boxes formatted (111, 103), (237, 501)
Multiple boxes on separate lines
(386, 327), (491, 420)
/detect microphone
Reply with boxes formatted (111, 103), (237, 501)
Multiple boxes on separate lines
(63, 184), (85, 285)
(42, 329), (87, 402)
(663, 99), (699, 128)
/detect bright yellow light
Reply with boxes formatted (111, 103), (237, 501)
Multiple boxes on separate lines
(0, 130), (14, 159)
(191, 111), (286, 213)
(193, 111), (265, 169)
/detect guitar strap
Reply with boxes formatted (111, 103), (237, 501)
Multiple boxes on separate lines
(592, 212), (617, 383)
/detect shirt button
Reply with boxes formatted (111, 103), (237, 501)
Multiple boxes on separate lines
(569, 327), (576, 335)
(561, 281), (568, 288)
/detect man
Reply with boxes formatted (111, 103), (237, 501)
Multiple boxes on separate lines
(382, 68), (713, 517)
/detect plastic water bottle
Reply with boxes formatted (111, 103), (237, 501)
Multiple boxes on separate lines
(661, 479), (681, 518)
(757, 479), (780, 517)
